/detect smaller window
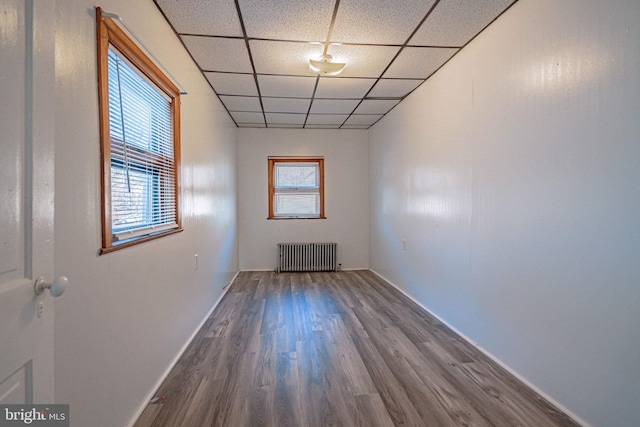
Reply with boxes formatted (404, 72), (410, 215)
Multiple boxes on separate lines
(268, 157), (325, 219)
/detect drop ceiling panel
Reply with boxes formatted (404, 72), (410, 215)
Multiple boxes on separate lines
(204, 72), (258, 96)
(182, 36), (253, 72)
(219, 96), (262, 112)
(306, 114), (349, 125)
(332, 0), (437, 44)
(410, 0), (515, 46)
(310, 99), (360, 114)
(155, 0), (242, 36)
(383, 47), (458, 79)
(262, 97), (311, 113)
(265, 113), (306, 125)
(238, 0), (335, 41)
(368, 79), (423, 98)
(325, 44), (400, 78)
(315, 78), (375, 98)
(354, 99), (400, 115)
(250, 40), (323, 75)
(258, 75), (317, 98)
(230, 111), (265, 124)
(344, 115), (383, 126)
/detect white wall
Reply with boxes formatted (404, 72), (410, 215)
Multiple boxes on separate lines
(369, 0), (640, 426)
(238, 129), (369, 270)
(53, 1), (238, 426)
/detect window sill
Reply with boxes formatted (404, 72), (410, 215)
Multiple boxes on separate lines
(267, 216), (327, 220)
(100, 227), (183, 255)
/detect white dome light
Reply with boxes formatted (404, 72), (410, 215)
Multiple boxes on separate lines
(309, 54), (346, 76)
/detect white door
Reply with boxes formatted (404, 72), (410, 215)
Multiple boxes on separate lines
(0, 0), (58, 405)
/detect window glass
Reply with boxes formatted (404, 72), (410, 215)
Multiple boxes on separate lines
(275, 193), (319, 216)
(275, 163), (318, 188)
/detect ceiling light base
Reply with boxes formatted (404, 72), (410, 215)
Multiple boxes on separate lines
(309, 54), (346, 76)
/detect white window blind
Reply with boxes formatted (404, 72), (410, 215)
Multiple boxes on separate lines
(107, 46), (177, 241)
(273, 162), (320, 217)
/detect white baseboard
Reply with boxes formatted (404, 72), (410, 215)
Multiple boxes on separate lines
(238, 267), (371, 272)
(127, 271), (240, 427)
(368, 269), (590, 427)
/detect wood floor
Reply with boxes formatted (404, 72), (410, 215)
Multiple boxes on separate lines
(135, 270), (579, 427)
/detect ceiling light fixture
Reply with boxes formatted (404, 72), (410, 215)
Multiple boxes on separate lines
(309, 54), (346, 76)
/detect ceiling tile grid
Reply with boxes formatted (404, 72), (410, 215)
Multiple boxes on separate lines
(155, 0), (242, 36)
(204, 72), (258, 96)
(230, 111), (265, 125)
(265, 113), (307, 125)
(409, 0), (516, 47)
(368, 79), (424, 98)
(219, 95), (261, 112)
(324, 44), (401, 78)
(315, 78), (376, 99)
(310, 99), (361, 114)
(182, 36), (253, 72)
(262, 97), (311, 114)
(306, 114), (350, 125)
(354, 99), (401, 115)
(258, 75), (317, 98)
(250, 40), (324, 75)
(331, 0), (438, 45)
(383, 47), (459, 79)
(154, 0), (518, 129)
(237, 0), (335, 41)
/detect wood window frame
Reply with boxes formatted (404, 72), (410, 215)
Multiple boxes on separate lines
(97, 7), (182, 254)
(268, 157), (325, 220)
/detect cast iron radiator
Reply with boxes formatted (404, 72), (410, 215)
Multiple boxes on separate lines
(277, 243), (338, 273)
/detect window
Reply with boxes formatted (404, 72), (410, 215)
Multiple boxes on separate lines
(97, 8), (182, 253)
(268, 157), (325, 219)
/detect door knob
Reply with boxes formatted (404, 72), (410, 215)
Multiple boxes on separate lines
(34, 276), (68, 297)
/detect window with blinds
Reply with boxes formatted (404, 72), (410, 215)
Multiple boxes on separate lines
(97, 9), (182, 253)
(268, 157), (325, 219)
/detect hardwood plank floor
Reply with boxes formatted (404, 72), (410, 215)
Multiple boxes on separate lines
(135, 271), (579, 427)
